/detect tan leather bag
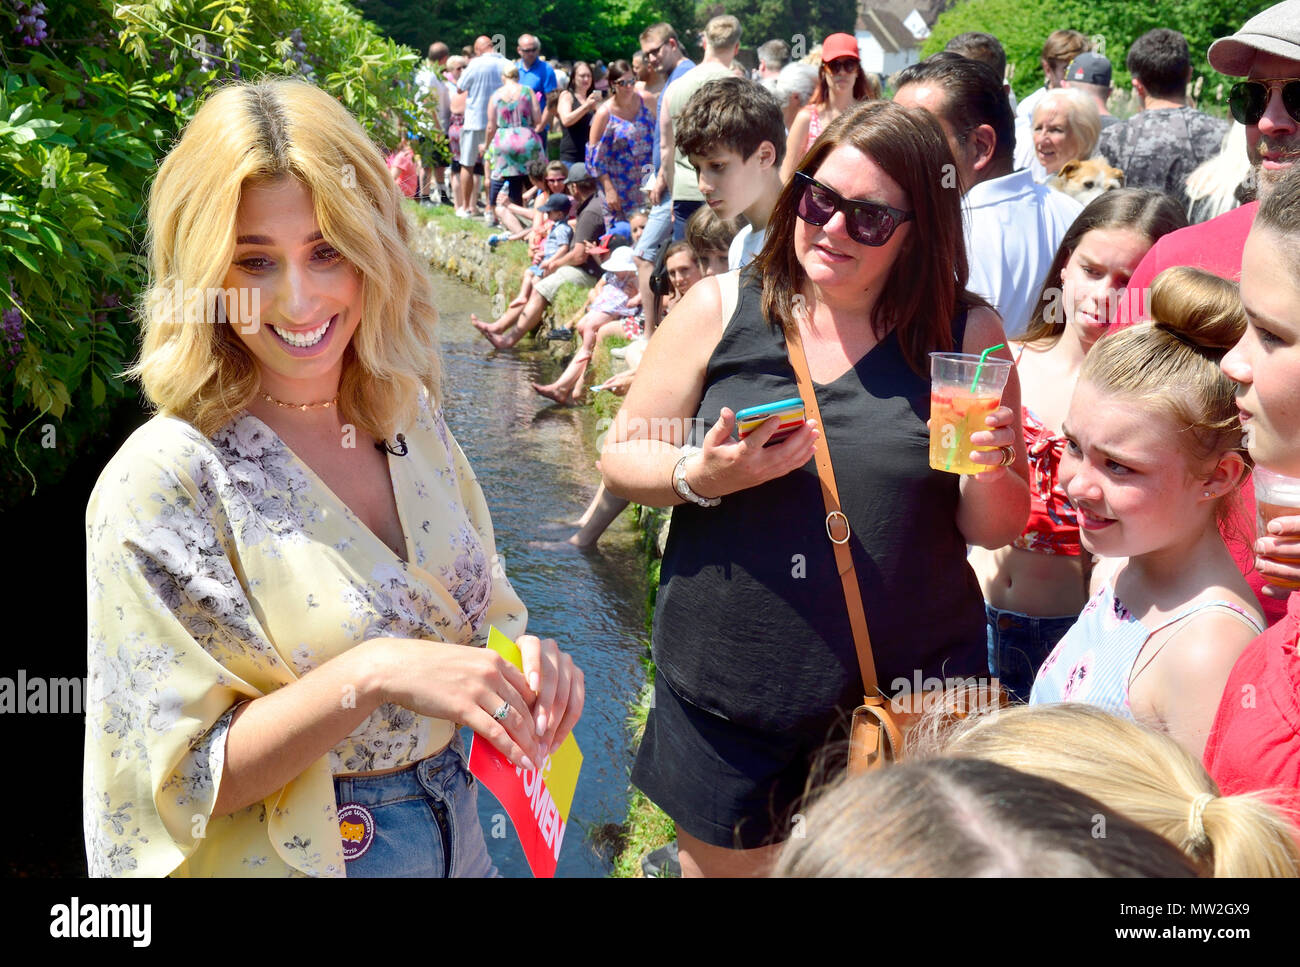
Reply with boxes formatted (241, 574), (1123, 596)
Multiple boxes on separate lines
(783, 318), (1003, 774)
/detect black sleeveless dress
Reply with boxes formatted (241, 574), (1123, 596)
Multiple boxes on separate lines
(559, 93), (592, 165)
(632, 270), (988, 848)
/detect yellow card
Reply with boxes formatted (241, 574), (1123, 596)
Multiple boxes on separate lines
(487, 626), (583, 817)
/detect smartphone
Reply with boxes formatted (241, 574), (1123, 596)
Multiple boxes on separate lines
(735, 397), (806, 446)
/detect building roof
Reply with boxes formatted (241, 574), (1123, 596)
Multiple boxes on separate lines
(856, 7), (919, 54)
(866, 1), (954, 31)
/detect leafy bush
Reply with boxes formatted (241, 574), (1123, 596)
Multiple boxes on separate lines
(924, 0), (1273, 112)
(0, 0), (427, 506)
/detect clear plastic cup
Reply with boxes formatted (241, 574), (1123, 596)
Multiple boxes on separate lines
(1254, 466), (1300, 589)
(929, 352), (1012, 475)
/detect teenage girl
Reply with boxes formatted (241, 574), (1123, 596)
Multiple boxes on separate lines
(1030, 266), (1263, 761)
(970, 189), (1187, 699)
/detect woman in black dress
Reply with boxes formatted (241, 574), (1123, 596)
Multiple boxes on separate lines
(557, 60), (599, 165)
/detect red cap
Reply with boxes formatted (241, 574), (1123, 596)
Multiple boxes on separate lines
(821, 33), (859, 64)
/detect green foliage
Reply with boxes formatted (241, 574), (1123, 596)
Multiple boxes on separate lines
(695, 0), (858, 55)
(360, 0), (698, 63)
(0, 0), (426, 505)
(925, 0), (1273, 109)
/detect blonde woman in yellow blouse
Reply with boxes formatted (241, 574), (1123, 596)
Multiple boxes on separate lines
(83, 77), (584, 877)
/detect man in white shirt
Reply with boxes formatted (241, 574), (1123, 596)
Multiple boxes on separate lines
(895, 54), (1082, 338)
(454, 36), (506, 217)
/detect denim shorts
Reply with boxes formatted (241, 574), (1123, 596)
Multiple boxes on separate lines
(332, 732), (498, 877)
(985, 604), (1078, 702)
(633, 198), (672, 263)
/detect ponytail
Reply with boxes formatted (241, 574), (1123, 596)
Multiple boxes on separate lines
(914, 703), (1300, 877)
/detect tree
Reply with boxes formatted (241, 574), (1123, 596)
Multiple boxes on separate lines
(356, 0), (699, 62)
(694, 0), (858, 55)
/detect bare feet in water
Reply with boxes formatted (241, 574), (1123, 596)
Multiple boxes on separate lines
(532, 381), (578, 405)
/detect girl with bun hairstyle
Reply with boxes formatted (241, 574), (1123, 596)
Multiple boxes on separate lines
(915, 703), (1300, 878)
(972, 189), (1186, 701)
(1030, 267), (1263, 761)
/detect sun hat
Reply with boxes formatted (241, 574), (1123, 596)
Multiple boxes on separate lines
(600, 245), (638, 273)
(1209, 1), (1300, 76)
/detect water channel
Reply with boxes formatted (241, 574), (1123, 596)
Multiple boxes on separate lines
(431, 271), (649, 878)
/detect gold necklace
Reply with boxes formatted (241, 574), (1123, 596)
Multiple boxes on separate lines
(259, 392), (339, 412)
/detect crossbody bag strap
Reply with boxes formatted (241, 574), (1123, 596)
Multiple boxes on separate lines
(783, 320), (880, 697)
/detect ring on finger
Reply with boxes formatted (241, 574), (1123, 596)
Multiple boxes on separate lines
(492, 700), (510, 722)
(997, 444), (1015, 467)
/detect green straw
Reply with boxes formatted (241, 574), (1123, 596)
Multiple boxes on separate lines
(970, 343), (1005, 392)
(945, 344), (1006, 472)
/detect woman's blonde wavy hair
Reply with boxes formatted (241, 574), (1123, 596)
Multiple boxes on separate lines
(912, 702), (1300, 878)
(125, 76), (441, 441)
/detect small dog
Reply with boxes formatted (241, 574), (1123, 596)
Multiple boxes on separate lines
(1048, 158), (1125, 205)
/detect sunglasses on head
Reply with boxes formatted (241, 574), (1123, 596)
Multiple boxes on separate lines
(824, 58), (858, 74)
(1229, 79), (1300, 125)
(793, 170), (913, 247)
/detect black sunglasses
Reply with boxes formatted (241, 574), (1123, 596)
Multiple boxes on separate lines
(824, 58), (858, 75)
(1229, 79), (1300, 125)
(793, 170), (913, 247)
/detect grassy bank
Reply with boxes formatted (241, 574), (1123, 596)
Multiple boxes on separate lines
(406, 200), (670, 876)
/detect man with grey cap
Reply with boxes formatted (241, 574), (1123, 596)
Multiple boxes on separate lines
(1117, 0), (1300, 331)
(1062, 52), (1120, 130)
(1097, 28), (1228, 207)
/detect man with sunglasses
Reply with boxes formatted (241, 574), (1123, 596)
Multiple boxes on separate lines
(516, 34), (557, 137)
(1115, 1), (1300, 329)
(1111, 1), (1300, 633)
(635, 23), (696, 337)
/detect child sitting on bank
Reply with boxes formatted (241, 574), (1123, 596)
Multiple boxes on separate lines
(532, 239), (640, 405)
(544, 223), (635, 339)
(489, 157), (551, 247)
(674, 75), (785, 271)
(1030, 267), (1263, 762)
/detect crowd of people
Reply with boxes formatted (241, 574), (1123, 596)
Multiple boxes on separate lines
(82, 2), (1300, 879)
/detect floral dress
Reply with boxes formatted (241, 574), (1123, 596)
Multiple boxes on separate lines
(82, 388), (527, 877)
(586, 99), (654, 217)
(487, 88), (541, 181)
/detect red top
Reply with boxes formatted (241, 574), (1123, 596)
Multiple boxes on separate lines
(1014, 405), (1081, 556)
(1109, 201), (1284, 627)
(1113, 202), (1258, 329)
(1203, 591), (1300, 819)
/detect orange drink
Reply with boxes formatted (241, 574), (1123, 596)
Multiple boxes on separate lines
(928, 352), (1012, 475)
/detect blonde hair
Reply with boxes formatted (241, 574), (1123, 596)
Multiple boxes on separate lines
(704, 14), (741, 52)
(1083, 267), (1248, 493)
(916, 703), (1300, 877)
(774, 756), (1203, 877)
(125, 77), (441, 441)
(500, 61), (519, 81)
(1034, 87), (1101, 161)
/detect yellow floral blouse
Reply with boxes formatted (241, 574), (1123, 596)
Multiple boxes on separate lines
(82, 389), (527, 877)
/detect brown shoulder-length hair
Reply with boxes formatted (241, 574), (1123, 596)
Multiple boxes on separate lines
(1021, 188), (1187, 346)
(754, 99), (987, 376)
(809, 58), (875, 105)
